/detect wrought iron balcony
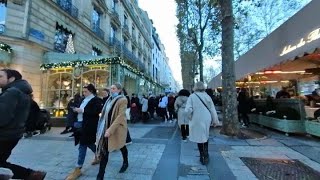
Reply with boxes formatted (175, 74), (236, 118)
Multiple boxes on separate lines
(56, 0), (78, 18)
(91, 24), (105, 39)
(111, 9), (121, 27)
(123, 24), (130, 37)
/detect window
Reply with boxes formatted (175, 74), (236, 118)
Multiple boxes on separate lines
(54, 23), (72, 53)
(92, 46), (102, 56)
(124, 14), (128, 26)
(0, 1), (6, 26)
(112, 0), (117, 11)
(110, 26), (116, 40)
(92, 8), (101, 28)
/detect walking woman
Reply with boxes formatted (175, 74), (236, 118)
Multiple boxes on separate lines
(96, 83), (129, 179)
(66, 84), (103, 180)
(174, 89), (191, 142)
(185, 82), (219, 165)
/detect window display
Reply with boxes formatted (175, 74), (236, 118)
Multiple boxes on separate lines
(42, 65), (109, 117)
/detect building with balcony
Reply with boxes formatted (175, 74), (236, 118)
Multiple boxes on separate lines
(0, 0), (164, 116)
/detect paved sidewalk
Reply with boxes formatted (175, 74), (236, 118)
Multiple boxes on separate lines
(8, 124), (168, 180)
(6, 122), (320, 180)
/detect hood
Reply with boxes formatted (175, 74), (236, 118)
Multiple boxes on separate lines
(2, 79), (33, 95)
(178, 96), (189, 102)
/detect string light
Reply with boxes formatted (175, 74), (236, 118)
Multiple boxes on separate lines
(0, 42), (12, 53)
(40, 57), (162, 87)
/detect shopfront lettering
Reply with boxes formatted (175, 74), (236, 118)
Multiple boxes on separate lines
(280, 28), (320, 56)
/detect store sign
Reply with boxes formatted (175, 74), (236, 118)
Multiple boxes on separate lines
(280, 28), (320, 56)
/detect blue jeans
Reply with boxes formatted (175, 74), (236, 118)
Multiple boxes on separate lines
(77, 143), (96, 167)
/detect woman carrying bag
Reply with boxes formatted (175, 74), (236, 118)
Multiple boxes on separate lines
(185, 81), (219, 165)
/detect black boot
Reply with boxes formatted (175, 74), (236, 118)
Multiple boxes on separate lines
(119, 146), (129, 173)
(203, 141), (209, 165)
(197, 143), (205, 165)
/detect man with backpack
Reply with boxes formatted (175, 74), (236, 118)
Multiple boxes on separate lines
(0, 69), (46, 180)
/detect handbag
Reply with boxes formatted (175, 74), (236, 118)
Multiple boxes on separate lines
(195, 93), (219, 125)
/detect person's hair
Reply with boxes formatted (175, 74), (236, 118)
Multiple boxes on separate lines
(178, 89), (190, 97)
(0, 69), (22, 81)
(102, 88), (109, 93)
(83, 84), (97, 94)
(193, 81), (206, 92)
(122, 88), (128, 96)
(113, 82), (123, 91)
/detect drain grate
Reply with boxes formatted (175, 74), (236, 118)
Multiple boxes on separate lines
(241, 157), (320, 180)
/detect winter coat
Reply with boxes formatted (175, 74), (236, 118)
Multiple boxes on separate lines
(0, 79), (33, 140)
(174, 96), (190, 126)
(106, 97), (128, 152)
(75, 96), (103, 145)
(141, 98), (148, 112)
(185, 92), (219, 143)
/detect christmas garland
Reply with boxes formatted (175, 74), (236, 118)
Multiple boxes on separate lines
(0, 42), (12, 53)
(40, 57), (162, 87)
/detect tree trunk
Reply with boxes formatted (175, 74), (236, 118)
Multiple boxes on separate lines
(199, 51), (204, 82)
(219, 0), (240, 136)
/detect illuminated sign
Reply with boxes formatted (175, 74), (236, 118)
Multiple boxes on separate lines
(280, 28), (320, 56)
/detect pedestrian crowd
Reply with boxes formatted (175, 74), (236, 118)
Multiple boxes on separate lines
(0, 69), (223, 180)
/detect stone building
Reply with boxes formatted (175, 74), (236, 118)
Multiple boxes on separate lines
(0, 0), (166, 116)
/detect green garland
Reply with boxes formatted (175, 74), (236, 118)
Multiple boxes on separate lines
(40, 57), (163, 87)
(0, 42), (12, 53)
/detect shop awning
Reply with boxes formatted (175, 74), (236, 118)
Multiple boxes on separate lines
(208, 0), (320, 88)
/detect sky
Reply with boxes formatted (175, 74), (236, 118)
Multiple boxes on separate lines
(138, 0), (182, 85)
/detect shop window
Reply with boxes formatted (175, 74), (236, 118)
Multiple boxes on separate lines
(0, 1), (6, 27)
(54, 23), (72, 53)
(43, 66), (110, 117)
(92, 46), (102, 56)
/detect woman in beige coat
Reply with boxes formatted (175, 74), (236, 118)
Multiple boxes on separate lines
(96, 83), (128, 179)
(185, 81), (219, 165)
(174, 89), (191, 142)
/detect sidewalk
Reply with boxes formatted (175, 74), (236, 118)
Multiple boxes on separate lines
(177, 125), (320, 180)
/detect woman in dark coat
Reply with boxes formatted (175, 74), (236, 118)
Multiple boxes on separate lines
(237, 89), (250, 127)
(61, 93), (81, 134)
(66, 84), (103, 180)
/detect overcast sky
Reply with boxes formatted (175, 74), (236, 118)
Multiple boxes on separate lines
(138, 0), (182, 85)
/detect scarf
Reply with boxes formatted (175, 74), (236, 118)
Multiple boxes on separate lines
(96, 95), (124, 156)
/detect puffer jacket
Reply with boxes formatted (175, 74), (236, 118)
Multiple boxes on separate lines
(0, 79), (33, 140)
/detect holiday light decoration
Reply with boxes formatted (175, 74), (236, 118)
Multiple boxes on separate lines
(40, 57), (162, 86)
(0, 42), (12, 53)
(65, 34), (75, 54)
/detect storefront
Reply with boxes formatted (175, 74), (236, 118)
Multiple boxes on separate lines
(209, 0), (320, 98)
(40, 55), (164, 117)
(208, 0), (320, 137)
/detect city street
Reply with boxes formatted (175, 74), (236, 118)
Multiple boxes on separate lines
(7, 120), (320, 180)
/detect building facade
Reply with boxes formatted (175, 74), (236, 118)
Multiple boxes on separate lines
(0, 0), (170, 116)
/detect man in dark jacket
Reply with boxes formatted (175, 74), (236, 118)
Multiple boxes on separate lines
(0, 69), (46, 179)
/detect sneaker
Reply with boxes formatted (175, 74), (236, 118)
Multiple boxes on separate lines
(183, 139), (187, 143)
(32, 131), (40, 136)
(66, 167), (81, 180)
(26, 171), (46, 180)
